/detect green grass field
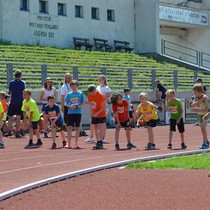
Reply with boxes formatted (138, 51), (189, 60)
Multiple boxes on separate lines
(127, 153), (210, 170)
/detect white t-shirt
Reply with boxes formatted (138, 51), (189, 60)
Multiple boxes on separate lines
(41, 87), (56, 103)
(97, 85), (111, 113)
(60, 83), (72, 106)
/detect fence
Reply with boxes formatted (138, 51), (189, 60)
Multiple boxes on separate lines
(161, 39), (210, 70)
(0, 62), (210, 91)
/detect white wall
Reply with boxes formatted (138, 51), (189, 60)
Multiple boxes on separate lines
(135, 0), (160, 54)
(1, 0), (135, 49)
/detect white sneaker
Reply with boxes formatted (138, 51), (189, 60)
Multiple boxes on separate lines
(84, 137), (95, 142)
(102, 139), (107, 143)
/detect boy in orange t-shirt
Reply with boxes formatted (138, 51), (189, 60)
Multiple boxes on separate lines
(88, 85), (106, 150)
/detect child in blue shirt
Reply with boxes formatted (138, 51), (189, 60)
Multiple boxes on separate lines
(65, 80), (85, 149)
(45, 95), (67, 149)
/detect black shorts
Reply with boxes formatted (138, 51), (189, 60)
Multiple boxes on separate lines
(116, 120), (130, 128)
(146, 119), (157, 128)
(129, 111), (133, 118)
(64, 106), (68, 124)
(7, 104), (23, 116)
(92, 117), (106, 125)
(31, 121), (38, 130)
(170, 118), (185, 133)
(67, 114), (81, 127)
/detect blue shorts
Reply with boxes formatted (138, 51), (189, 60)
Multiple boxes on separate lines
(51, 119), (63, 131)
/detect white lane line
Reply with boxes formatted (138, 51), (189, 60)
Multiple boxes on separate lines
(0, 149), (173, 175)
(1, 148), (209, 201)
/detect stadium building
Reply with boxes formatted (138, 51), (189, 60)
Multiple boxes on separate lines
(0, 0), (209, 56)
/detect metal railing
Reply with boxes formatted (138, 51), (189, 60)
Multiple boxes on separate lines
(161, 39), (210, 70)
(1, 62), (210, 91)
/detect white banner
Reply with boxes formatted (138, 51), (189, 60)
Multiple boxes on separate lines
(159, 5), (209, 27)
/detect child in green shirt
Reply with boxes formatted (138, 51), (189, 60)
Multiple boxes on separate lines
(165, 89), (187, 149)
(21, 89), (43, 149)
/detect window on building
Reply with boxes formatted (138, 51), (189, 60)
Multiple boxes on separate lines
(75, 5), (83, 18)
(91, 7), (99, 20)
(58, 3), (66, 16)
(39, 0), (48, 13)
(20, 0), (29, 11)
(107, 9), (115, 21)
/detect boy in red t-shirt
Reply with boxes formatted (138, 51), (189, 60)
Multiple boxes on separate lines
(111, 93), (136, 150)
(88, 85), (106, 150)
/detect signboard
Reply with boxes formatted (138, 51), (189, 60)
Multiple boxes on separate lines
(159, 5), (209, 27)
(29, 14), (59, 39)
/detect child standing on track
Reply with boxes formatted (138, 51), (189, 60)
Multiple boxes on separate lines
(136, 92), (158, 150)
(40, 78), (56, 138)
(88, 85), (107, 150)
(45, 95), (67, 149)
(0, 101), (6, 148)
(111, 93), (136, 150)
(65, 80), (85, 149)
(191, 84), (209, 149)
(165, 89), (187, 149)
(22, 89), (43, 149)
(123, 88), (134, 128)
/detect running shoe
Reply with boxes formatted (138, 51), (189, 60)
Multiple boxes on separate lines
(44, 133), (48, 138)
(79, 130), (89, 137)
(181, 143), (187, 149)
(62, 140), (67, 147)
(81, 130), (88, 136)
(51, 143), (57, 149)
(127, 143), (136, 150)
(24, 140), (34, 149)
(34, 139), (43, 146)
(115, 143), (120, 150)
(200, 143), (209, 149)
(167, 143), (172, 149)
(0, 141), (5, 149)
(15, 132), (22, 138)
(4, 131), (12, 137)
(74, 143), (80, 149)
(93, 141), (103, 150)
(65, 143), (71, 149)
(145, 143), (156, 150)
(84, 137), (95, 142)
(19, 129), (25, 136)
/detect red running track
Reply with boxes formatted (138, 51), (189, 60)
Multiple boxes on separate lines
(0, 124), (207, 194)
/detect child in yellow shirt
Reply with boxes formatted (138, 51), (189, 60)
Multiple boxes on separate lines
(0, 101), (6, 148)
(136, 92), (158, 150)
